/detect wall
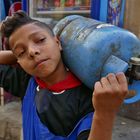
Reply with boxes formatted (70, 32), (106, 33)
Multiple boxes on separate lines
(124, 0), (140, 38)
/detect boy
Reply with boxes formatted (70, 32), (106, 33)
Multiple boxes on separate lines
(0, 11), (128, 140)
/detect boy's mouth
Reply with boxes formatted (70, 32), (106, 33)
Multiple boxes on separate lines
(35, 59), (49, 68)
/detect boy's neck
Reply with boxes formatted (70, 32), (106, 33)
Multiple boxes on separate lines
(35, 69), (82, 92)
(40, 64), (68, 87)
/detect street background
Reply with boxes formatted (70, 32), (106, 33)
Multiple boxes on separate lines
(0, 101), (140, 140)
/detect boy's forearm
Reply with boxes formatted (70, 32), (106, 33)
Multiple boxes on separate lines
(88, 111), (116, 140)
(0, 50), (17, 64)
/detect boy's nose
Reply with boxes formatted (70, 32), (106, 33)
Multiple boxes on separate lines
(28, 45), (40, 58)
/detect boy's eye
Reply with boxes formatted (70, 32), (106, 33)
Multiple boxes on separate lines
(37, 38), (46, 43)
(17, 51), (25, 58)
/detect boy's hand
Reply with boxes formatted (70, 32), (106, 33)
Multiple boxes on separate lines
(92, 72), (128, 115)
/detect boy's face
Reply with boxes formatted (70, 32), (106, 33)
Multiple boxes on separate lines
(9, 23), (63, 79)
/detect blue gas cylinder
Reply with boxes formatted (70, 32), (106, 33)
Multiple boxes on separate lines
(53, 15), (140, 104)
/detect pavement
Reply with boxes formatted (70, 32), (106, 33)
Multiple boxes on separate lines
(0, 101), (22, 140)
(113, 115), (140, 140)
(0, 101), (140, 140)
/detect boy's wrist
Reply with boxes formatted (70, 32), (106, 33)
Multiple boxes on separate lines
(94, 111), (116, 121)
(88, 111), (116, 140)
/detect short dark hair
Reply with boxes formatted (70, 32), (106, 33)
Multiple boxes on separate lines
(1, 10), (54, 41)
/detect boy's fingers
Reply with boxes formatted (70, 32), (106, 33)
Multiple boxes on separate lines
(106, 73), (119, 86)
(116, 72), (128, 86)
(116, 72), (128, 97)
(100, 77), (110, 88)
(93, 81), (103, 95)
(116, 72), (127, 84)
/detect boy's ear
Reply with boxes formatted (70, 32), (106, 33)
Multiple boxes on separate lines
(54, 36), (62, 51)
